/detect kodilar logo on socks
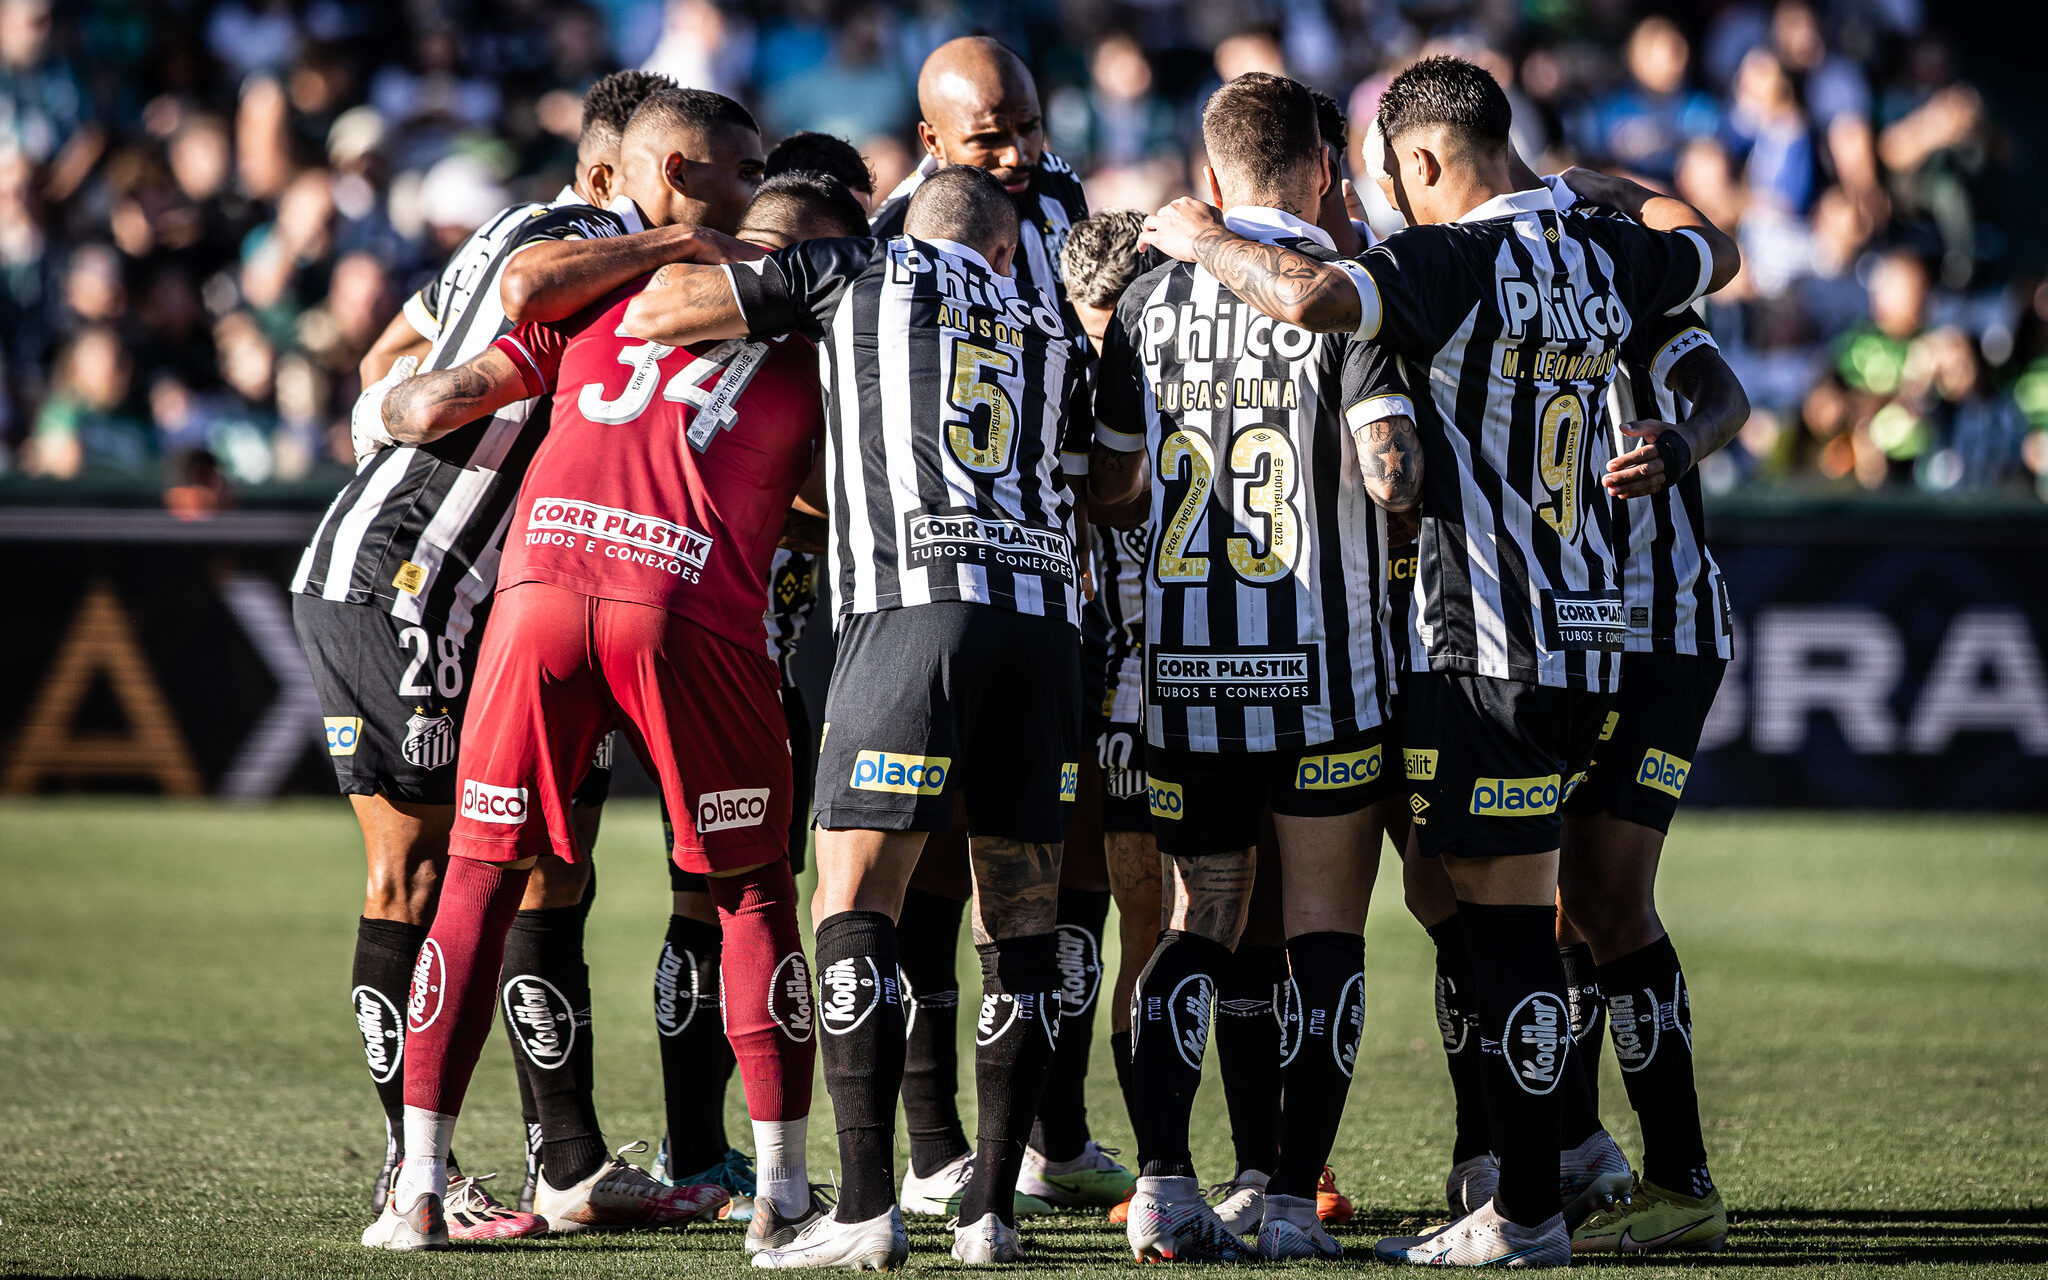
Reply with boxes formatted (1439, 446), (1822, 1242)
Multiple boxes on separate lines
(1434, 973), (1467, 1052)
(352, 985), (403, 1083)
(407, 940), (445, 1033)
(1277, 976), (1304, 1067)
(1168, 974), (1215, 1070)
(1333, 973), (1366, 1078)
(653, 942), (699, 1037)
(769, 952), (815, 1041)
(502, 975), (575, 1070)
(1054, 923), (1102, 1016)
(819, 956), (884, 1035)
(1504, 992), (1570, 1095)
(976, 992), (1019, 1044)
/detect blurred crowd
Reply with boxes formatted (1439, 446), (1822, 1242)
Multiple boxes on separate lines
(1, 0), (2042, 503)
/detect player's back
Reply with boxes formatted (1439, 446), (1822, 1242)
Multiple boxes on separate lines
(496, 281), (824, 654)
(1096, 225), (1392, 754)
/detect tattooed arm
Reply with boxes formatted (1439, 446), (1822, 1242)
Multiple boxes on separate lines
(966, 837), (1063, 942)
(1353, 413), (1423, 512)
(1605, 345), (1749, 499)
(1088, 442), (1151, 516)
(502, 225), (759, 323)
(1140, 197), (1362, 333)
(620, 262), (753, 346)
(380, 346), (529, 444)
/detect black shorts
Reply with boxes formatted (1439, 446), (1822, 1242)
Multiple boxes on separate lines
(1405, 671), (1613, 860)
(292, 594), (482, 806)
(1145, 727), (1395, 857)
(1095, 721), (1150, 832)
(571, 731), (616, 807)
(669, 683), (814, 891)
(1561, 652), (1726, 835)
(814, 601), (1080, 842)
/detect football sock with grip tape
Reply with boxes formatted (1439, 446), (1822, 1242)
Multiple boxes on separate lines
(1456, 901), (1570, 1228)
(960, 935), (1062, 1227)
(654, 913), (735, 1177)
(1269, 931), (1366, 1199)
(814, 911), (906, 1223)
(1558, 941), (1606, 1142)
(352, 917), (425, 1154)
(1129, 929), (1230, 1179)
(402, 856), (530, 1122)
(896, 886), (970, 1178)
(1029, 887), (1109, 1162)
(707, 859), (815, 1124)
(1424, 914), (1494, 1165)
(502, 901), (605, 1188)
(1214, 941), (1287, 1177)
(1599, 934), (1713, 1196)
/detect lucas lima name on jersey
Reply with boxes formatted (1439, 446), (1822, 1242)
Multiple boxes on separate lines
(492, 278), (825, 655)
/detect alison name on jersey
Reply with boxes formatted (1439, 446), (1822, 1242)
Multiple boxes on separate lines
(524, 496), (713, 580)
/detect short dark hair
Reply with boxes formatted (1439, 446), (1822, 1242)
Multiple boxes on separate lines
(1311, 89), (1347, 154)
(1061, 210), (1151, 310)
(1202, 72), (1322, 198)
(580, 70), (675, 155)
(743, 171), (870, 240)
(903, 164), (1019, 256)
(624, 86), (760, 149)
(1375, 55), (1512, 158)
(765, 131), (873, 197)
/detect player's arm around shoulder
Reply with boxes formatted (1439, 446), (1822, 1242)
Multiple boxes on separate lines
(378, 346), (530, 445)
(502, 222), (758, 324)
(1556, 166), (1741, 299)
(620, 261), (753, 346)
(1139, 196), (1364, 334)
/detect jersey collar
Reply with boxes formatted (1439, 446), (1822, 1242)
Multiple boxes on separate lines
(921, 236), (1002, 276)
(1222, 205), (1334, 251)
(1457, 187), (1555, 223)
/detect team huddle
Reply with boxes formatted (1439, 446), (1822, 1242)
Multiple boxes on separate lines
(296, 36), (1748, 1270)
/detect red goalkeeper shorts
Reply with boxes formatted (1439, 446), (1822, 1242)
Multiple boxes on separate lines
(449, 580), (792, 874)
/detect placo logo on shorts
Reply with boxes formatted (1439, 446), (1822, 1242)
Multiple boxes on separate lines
(1404, 747), (1437, 781)
(407, 940), (445, 1033)
(1147, 777), (1184, 819)
(351, 985), (403, 1083)
(1058, 761), (1078, 802)
(769, 952), (815, 1042)
(850, 750), (949, 795)
(697, 787), (771, 833)
(501, 975), (576, 1071)
(818, 956), (886, 1035)
(325, 717), (362, 757)
(1296, 745), (1381, 790)
(1469, 774), (1562, 816)
(460, 779), (528, 825)
(1504, 991), (1569, 1095)
(1636, 748), (1691, 798)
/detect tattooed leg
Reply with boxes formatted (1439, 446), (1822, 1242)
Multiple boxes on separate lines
(967, 838), (1063, 941)
(1163, 847), (1257, 948)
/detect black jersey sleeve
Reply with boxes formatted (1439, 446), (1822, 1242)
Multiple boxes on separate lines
(1057, 343), (1095, 477)
(1340, 338), (1417, 431)
(1338, 228), (1465, 356)
(725, 236), (884, 342)
(1579, 216), (1714, 321)
(1620, 304), (1719, 393)
(1091, 283), (1152, 454)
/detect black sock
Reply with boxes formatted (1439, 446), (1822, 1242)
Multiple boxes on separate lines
(352, 917), (422, 1200)
(960, 935), (1062, 1227)
(1270, 931), (1366, 1198)
(1030, 888), (1109, 1162)
(512, 1057), (542, 1208)
(1129, 929), (1230, 1179)
(1423, 915), (1493, 1165)
(896, 887), (969, 1177)
(1561, 942), (1605, 1114)
(655, 914), (735, 1177)
(1214, 942), (1286, 1177)
(1457, 901), (1571, 1227)
(1600, 934), (1712, 1196)
(816, 911), (906, 1223)
(502, 904), (605, 1187)
(1110, 1029), (1136, 1128)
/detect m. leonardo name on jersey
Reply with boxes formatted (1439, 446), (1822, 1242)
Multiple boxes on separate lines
(1148, 647), (1320, 704)
(526, 497), (714, 579)
(906, 513), (1075, 581)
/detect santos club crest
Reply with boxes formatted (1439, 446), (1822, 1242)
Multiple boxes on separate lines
(402, 707), (455, 770)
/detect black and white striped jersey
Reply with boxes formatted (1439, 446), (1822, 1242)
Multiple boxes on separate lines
(1097, 207), (1394, 754)
(1333, 188), (1715, 692)
(292, 190), (637, 643)
(1606, 307), (1732, 658)
(870, 152), (1090, 305)
(725, 233), (1092, 625)
(1088, 520), (1151, 720)
(763, 548), (818, 683)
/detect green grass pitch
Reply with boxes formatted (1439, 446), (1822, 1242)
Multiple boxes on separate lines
(1, 800), (2043, 1276)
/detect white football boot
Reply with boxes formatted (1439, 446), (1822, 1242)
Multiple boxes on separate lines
(1126, 1175), (1257, 1262)
(361, 1188), (449, 1251)
(1257, 1191), (1343, 1260)
(1207, 1168), (1269, 1237)
(1560, 1130), (1633, 1227)
(532, 1140), (729, 1232)
(951, 1212), (1024, 1263)
(900, 1151), (1050, 1217)
(751, 1205), (909, 1270)
(1375, 1200), (1570, 1267)
(1446, 1153), (1501, 1218)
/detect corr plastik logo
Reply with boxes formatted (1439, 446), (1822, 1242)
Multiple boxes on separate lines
(1296, 745), (1381, 790)
(1636, 748), (1691, 799)
(1505, 992), (1569, 1095)
(850, 750), (950, 795)
(1404, 747), (1438, 781)
(1057, 761), (1078, 801)
(697, 787), (771, 833)
(325, 716), (362, 757)
(1147, 777), (1184, 819)
(460, 779), (527, 825)
(1469, 774), (1562, 816)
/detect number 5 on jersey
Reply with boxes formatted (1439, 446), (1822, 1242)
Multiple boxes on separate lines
(945, 339), (1019, 473)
